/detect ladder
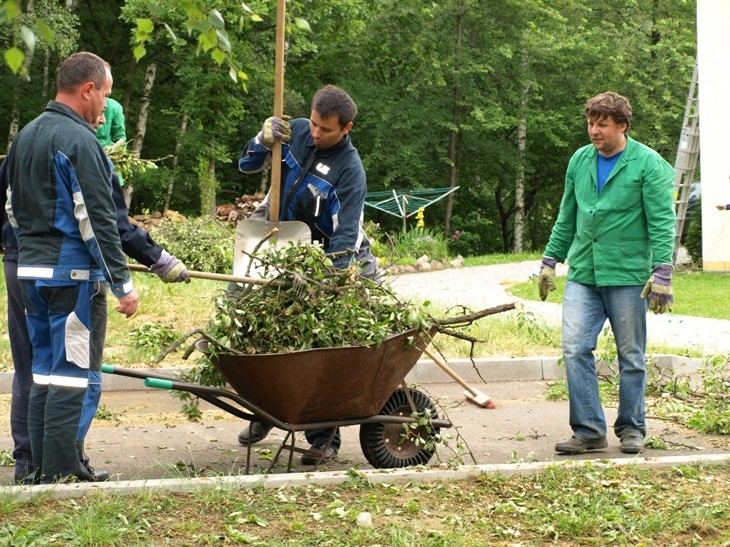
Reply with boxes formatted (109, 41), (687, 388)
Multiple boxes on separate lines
(672, 58), (700, 263)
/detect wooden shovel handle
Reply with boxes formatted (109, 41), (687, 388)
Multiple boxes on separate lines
(269, 0), (286, 222)
(127, 263), (288, 288)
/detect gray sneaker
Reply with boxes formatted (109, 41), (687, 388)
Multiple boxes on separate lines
(620, 434), (644, 454)
(555, 435), (608, 454)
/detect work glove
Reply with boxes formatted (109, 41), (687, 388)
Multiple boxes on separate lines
(538, 256), (557, 301)
(258, 116), (291, 148)
(149, 250), (190, 283)
(640, 263), (673, 314)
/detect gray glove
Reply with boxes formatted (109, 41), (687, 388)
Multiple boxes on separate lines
(149, 250), (190, 283)
(257, 116), (291, 148)
(538, 256), (557, 301)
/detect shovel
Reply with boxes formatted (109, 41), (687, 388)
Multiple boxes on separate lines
(234, 0), (310, 278)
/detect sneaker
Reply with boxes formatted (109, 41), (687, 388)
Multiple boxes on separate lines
(620, 434), (644, 454)
(555, 435), (608, 454)
(300, 443), (337, 466)
(238, 421), (273, 445)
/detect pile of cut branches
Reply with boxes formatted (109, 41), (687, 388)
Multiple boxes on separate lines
(203, 243), (427, 355)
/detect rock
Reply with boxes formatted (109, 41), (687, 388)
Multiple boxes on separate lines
(356, 512), (373, 527)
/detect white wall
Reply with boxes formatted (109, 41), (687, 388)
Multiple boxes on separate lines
(697, 1), (730, 271)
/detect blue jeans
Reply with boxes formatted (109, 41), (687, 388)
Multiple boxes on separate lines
(562, 281), (648, 441)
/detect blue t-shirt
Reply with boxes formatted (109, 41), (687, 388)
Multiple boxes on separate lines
(597, 151), (622, 193)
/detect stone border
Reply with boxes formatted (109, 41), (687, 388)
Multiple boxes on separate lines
(0, 354), (705, 394)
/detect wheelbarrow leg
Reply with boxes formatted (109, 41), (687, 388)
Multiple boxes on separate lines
(267, 431), (297, 473)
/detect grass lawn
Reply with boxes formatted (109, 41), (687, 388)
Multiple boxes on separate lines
(2, 464), (729, 544)
(508, 268), (730, 321)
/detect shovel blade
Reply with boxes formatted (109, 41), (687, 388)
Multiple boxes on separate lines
(234, 218), (311, 277)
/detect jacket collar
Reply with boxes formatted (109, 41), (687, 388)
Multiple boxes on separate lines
(45, 100), (96, 135)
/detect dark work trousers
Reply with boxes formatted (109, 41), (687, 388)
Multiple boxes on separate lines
(5, 259), (33, 478)
(22, 280), (107, 482)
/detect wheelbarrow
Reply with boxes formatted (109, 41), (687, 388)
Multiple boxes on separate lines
(102, 327), (452, 473)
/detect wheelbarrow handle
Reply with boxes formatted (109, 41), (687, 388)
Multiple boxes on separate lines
(127, 263), (289, 288)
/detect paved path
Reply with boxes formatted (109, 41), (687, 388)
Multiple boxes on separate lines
(2, 262), (729, 490)
(388, 260), (730, 356)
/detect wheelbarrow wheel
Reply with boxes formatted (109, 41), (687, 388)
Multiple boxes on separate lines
(359, 388), (440, 469)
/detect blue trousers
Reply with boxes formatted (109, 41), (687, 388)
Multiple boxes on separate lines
(22, 280), (107, 481)
(562, 281), (648, 441)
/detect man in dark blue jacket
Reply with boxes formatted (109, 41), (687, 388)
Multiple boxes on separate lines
(2, 108), (189, 483)
(237, 85), (378, 464)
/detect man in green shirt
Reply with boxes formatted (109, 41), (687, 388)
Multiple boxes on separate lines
(96, 97), (126, 148)
(538, 91), (675, 456)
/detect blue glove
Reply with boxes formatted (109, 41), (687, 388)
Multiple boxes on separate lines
(149, 250), (190, 283)
(538, 256), (557, 301)
(258, 116), (291, 148)
(640, 263), (673, 314)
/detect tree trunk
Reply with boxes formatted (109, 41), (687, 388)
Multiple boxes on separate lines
(125, 62), (156, 208)
(444, 3), (465, 238)
(164, 115), (188, 213)
(511, 47), (530, 253)
(199, 136), (218, 218)
(6, 0), (36, 150)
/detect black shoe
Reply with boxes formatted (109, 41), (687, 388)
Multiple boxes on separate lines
(14, 464), (33, 484)
(555, 435), (608, 454)
(300, 443), (337, 466)
(16, 468), (40, 485)
(238, 421), (273, 445)
(86, 467), (110, 482)
(620, 434), (644, 454)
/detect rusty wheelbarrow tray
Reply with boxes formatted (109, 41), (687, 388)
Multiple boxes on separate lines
(102, 327), (452, 473)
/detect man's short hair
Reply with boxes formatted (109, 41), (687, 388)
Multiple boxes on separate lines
(311, 85), (357, 128)
(57, 52), (108, 94)
(585, 91), (632, 130)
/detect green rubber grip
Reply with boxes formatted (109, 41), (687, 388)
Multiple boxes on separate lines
(145, 378), (174, 390)
(101, 364), (114, 374)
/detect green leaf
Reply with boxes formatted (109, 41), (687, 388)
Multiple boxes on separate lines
(19, 25), (35, 53)
(294, 17), (311, 32)
(2, 0), (21, 20)
(198, 32), (215, 53)
(211, 48), (226, 66)
(209, 9), (224, 29)
(216, 29), (231, 53)
(162, 23), (178, 43)
(35, 20), (54, 46)
(133, 45), (146, 62)
(136, 18), (155, 34)
(250, 14), (263, 23)
(4, 47), (24, 74)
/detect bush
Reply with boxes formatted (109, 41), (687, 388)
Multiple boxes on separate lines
(129, 166), (201, 217)
(448, 214), (502, 256)
(393, 226), (450, 263)
(149, 217), (234, 274)
(685, 198), (702, 267)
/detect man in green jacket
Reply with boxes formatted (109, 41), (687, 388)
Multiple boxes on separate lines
(96, 97), (126, 147)
(538, 91), (675, 456)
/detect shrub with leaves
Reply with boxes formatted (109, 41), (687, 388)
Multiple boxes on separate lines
(150, 217), (234, 274)
(130, 322), (178, 356)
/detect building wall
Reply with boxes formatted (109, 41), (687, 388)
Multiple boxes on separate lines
(697, 0), (730, 271)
